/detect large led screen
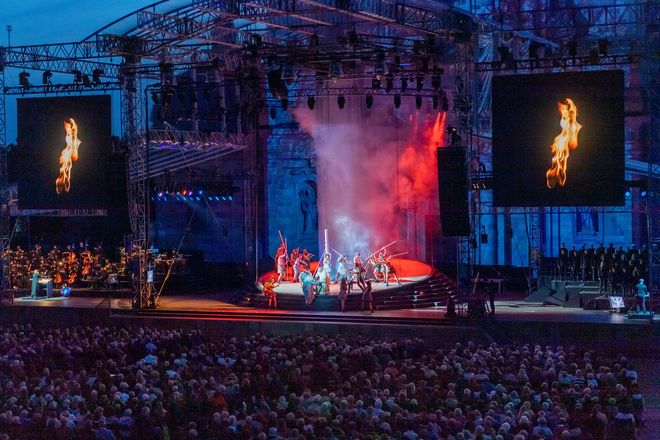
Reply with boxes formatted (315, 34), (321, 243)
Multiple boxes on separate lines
(17, 96), (116, 209)
(492, 70), (624, 206)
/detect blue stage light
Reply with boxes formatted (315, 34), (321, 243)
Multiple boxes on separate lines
(198, 190), (203, 195)
(222, 196), (226, 201)
(228, 195), (233, 201)
(641, 191), (647, 198)
(195, 196), (201, 201)
(214, 196), (220, 201)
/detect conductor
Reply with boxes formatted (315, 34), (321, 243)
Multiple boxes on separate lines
(635, 278), (649, 312)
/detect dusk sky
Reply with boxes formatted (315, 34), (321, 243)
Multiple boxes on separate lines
(3, 1), (161, 142)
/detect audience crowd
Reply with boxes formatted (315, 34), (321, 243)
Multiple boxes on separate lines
(0, 325), (645, 440)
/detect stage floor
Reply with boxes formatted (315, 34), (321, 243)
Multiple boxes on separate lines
(9, 294), (659, 326)
(258, 258), (434, 295)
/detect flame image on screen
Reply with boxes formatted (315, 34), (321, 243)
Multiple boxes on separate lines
(546, 98), (581, 189)
(55, 118), (81, 194)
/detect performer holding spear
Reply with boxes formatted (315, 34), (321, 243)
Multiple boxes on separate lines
(276, 230), (288, 283)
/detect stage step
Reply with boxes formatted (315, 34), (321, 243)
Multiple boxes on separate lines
(241, 272), (456, 312)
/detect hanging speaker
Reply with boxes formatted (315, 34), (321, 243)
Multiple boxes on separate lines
(437, 147), (470, 236)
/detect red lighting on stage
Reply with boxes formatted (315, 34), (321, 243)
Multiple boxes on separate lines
(399, 112), (446, 202)
(546, 98), (581, 189)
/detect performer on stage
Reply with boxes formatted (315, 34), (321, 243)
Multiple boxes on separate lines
(300, 269), (320, 305)
(289, 248), (299, 281)
(301, 249), (313, 268)
(351, 252), (366, 292)
(361, 280), (374, 313)
(292, 254), (304, 283)
(558, 243), (568, 280)
(314, 253), (331, 295)
(373, 251), (386, 283)
(338, 278), (348, 312)
(334, 255), (350, 283)
(31, 269), (40, 299)
(383, 257), (402, 286)
(321, 250), (332, 276)
(569, 246), (579, 281)
(262, 277), (277, 309)
(274, 242), (286, 272)
(276, 252), (288, 284)
(353, 252), (363, 268)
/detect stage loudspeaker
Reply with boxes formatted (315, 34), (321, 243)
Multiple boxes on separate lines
(437, 147), (470, 236)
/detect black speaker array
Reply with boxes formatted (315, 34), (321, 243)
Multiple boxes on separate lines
(437, 147), (470, 236)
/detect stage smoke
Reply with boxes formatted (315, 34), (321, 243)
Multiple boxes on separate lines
(293, 88), (446, 257)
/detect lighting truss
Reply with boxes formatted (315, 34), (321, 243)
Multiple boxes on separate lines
(2, 82), (122, 96)
(476, 53), (641, 72)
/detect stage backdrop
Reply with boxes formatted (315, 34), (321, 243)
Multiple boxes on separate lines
(492, 70), (624, 207)
(16, 96), (115, 209)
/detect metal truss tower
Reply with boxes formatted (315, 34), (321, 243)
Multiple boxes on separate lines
(120, 61), (148, 308)
(644, 24), (660, 291)
(0, 55), (9, 301)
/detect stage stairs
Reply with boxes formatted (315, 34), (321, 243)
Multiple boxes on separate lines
(240, 272), (457, 312)
(526, 278), (630, 310)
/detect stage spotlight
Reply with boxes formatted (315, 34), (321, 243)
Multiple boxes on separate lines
(530, 43), (541, 68)
(71, 69), (83, 84)
(42, 70), (52, 85)
(19, 71), (30, 88)
(385, 73), (394, 93)
(598, 39), (609, 56)
(567, 40), (578, 58)
(307, 96), (316, 110)
(447, 126), (460, 146)
(372, 74), (381, 91)
(415, 95), (422, 109)
(441, 95), (449, 112)
(431, 66), (443, 90)
(416, 74), (424, 91)
(497, 46), (513, 68)
(530, 43), (541, 59)
(401, 77), (408, 93)
(92, 68), (104, 85)
(641, 190), (647, 198)
(337, 95), (345, 109)
(366, 94), (374, 109)
(269, 108), (277, 120)
(624, 189), (632, 199)
(394, 94), (401, 109)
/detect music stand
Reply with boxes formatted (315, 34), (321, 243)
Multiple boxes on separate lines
(608, 296), (624, 313)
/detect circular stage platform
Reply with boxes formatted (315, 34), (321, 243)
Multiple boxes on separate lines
(249, 258), (456, 311)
